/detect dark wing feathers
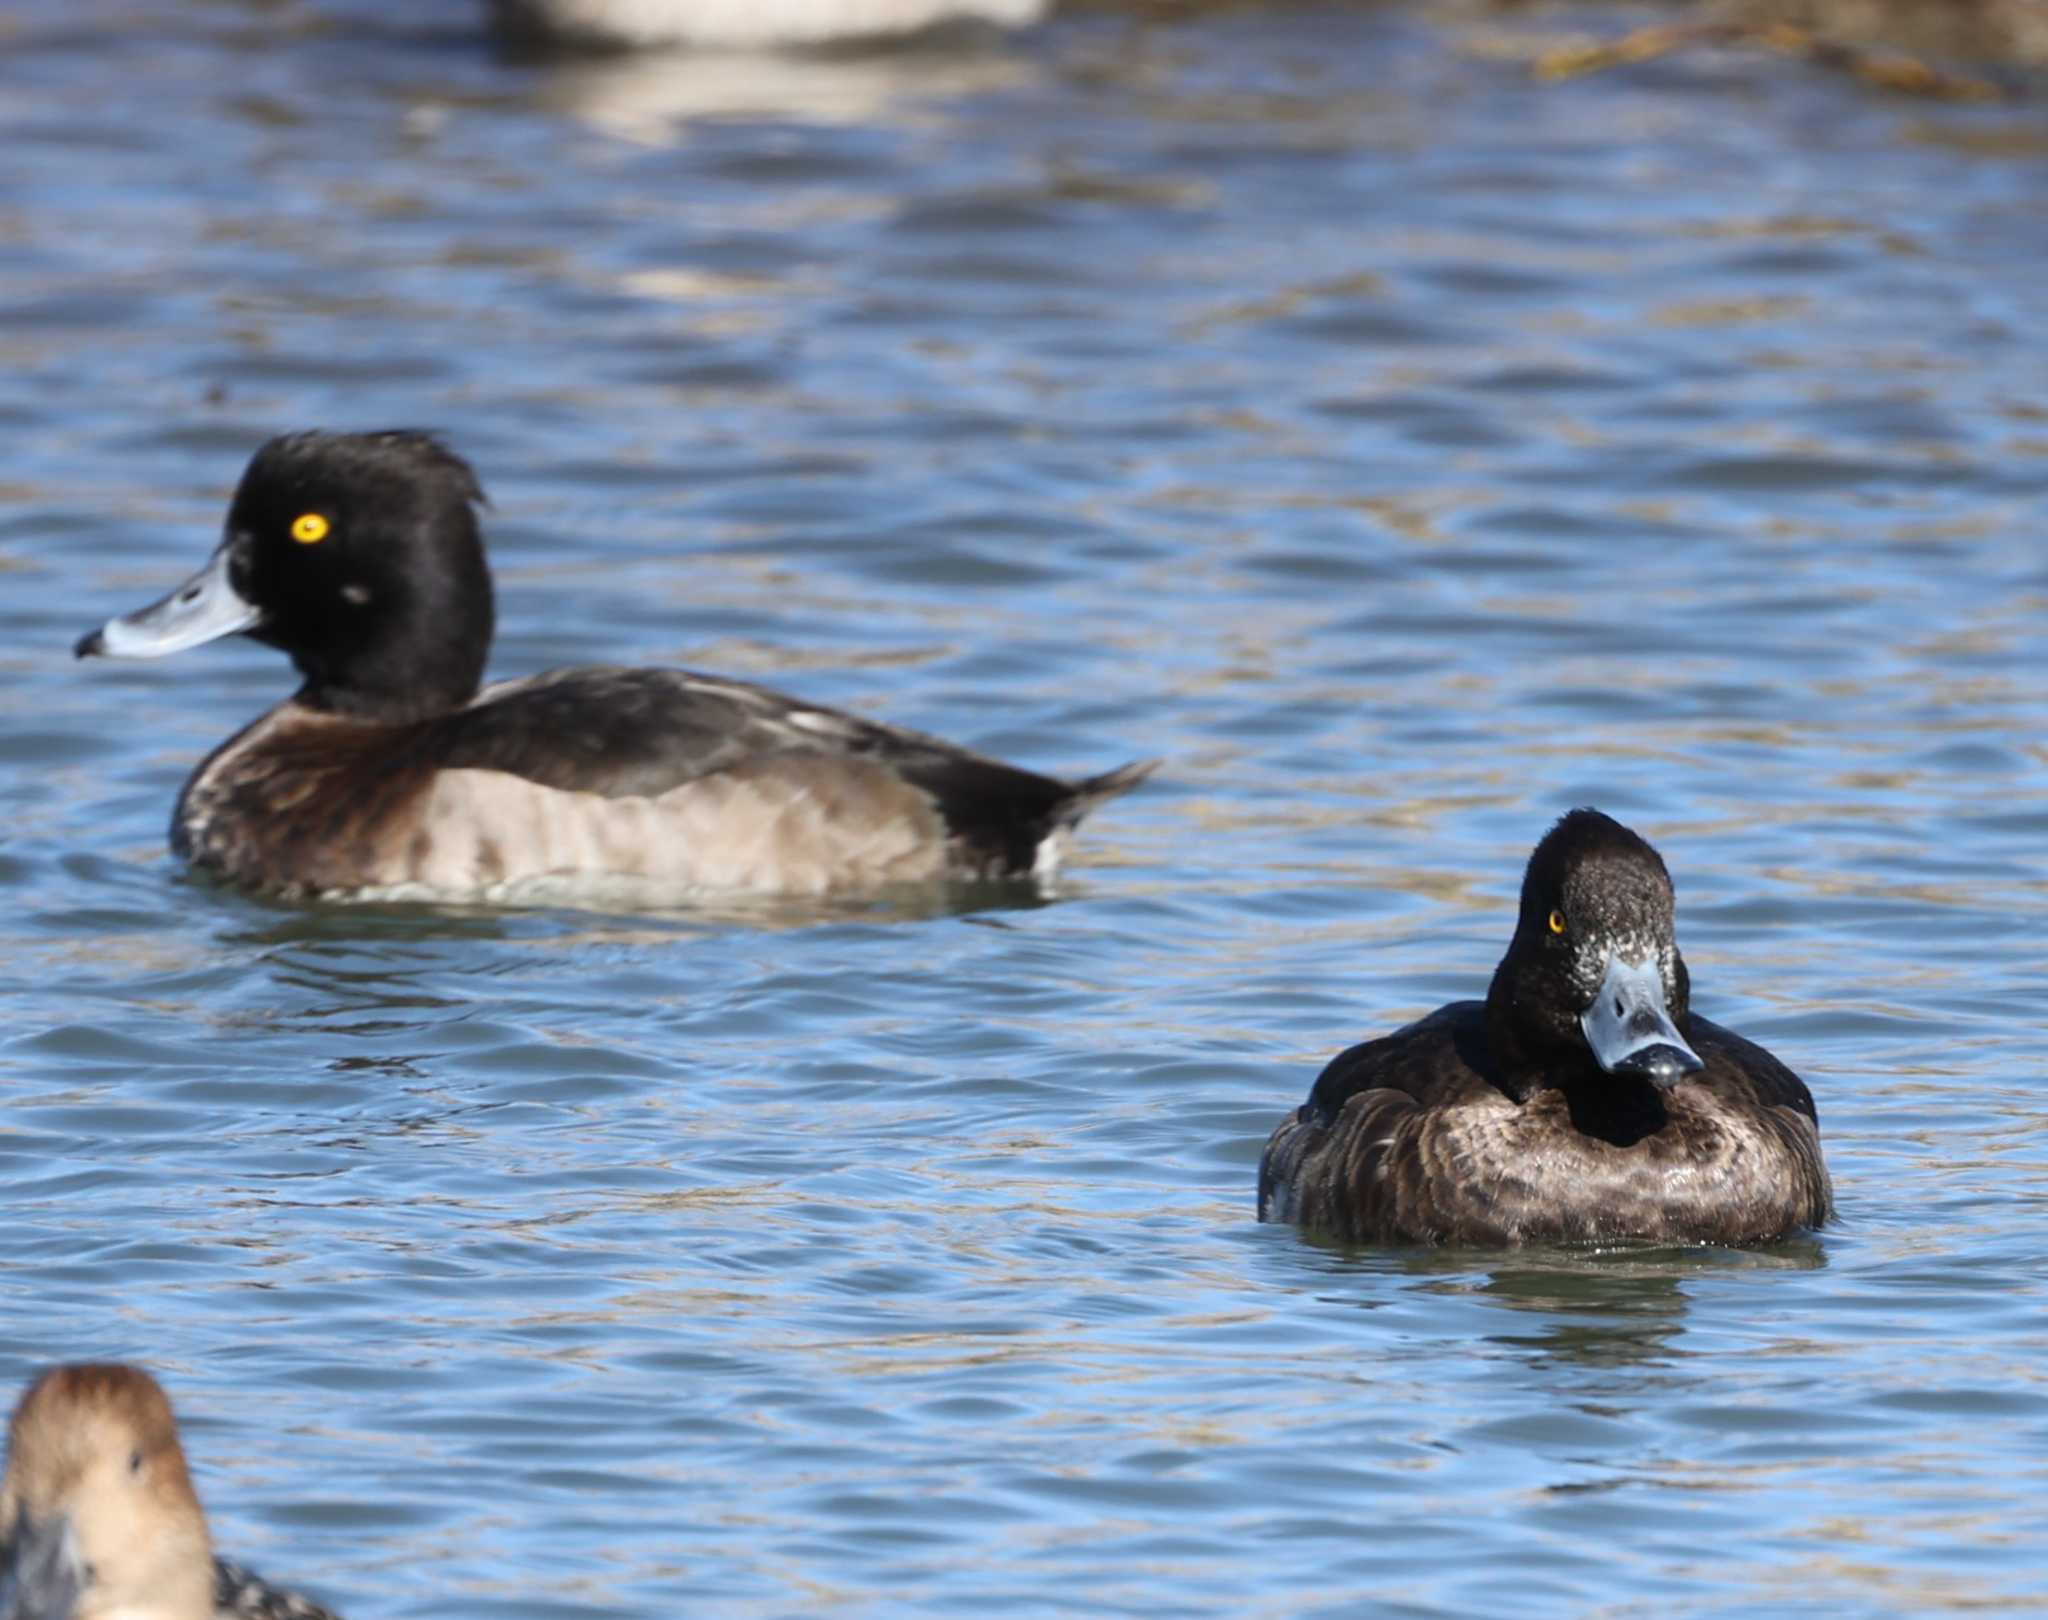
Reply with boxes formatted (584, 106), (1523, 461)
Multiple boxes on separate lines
(1304, 1004), (1488, 1122)
(1264, 1005), (1488, 1240)
(430, 666), (1154, 872)
(1688, 1015), (1821, 1123)
(431, 667), (856, 795)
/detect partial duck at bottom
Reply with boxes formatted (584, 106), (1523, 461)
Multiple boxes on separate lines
(1259, 809), (1832, 1247)
(0, 1363), (340, 1620)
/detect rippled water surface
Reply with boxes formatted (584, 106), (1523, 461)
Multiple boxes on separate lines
(3, 1), (2046, 1613)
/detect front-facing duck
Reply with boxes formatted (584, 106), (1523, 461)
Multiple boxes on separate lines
(1259, 809), (1833, 1246)
(0, 1363), (340, 1620)
(76, 431), (1153, 905)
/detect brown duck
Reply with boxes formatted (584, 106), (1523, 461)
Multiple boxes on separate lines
(1260, 809), (1832, 1246)
(0, 1363), (340, 1620)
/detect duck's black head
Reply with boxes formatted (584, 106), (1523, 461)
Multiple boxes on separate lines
(1483, 808), (1702, 1100)
(77, 430), (495, 723)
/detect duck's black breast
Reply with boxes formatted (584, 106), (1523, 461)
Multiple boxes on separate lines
(1259, 1004), (1832, 1247)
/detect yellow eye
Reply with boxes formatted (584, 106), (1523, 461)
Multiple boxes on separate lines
(290, 513), (330, 544)
(1548, 909), (1567, 936)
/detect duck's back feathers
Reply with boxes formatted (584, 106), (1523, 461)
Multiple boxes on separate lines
(434, 667), (890, 796)
(215, 1558), (343, 1620)
(1259, 1004), (1831, 1247)
(438, 666), (1153, 870)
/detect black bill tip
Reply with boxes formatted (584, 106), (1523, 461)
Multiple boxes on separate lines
(1615, 1042), (1706, 1090)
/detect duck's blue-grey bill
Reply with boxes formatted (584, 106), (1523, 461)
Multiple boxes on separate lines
(74, 542), (259, 660)
(1580, 954), (1703, 1089)
(0, 1509), (83, 1620)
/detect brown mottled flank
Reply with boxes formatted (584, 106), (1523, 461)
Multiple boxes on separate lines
(174, 705), (445, 900)
(1258, 1003), (1832, 1248)
(172, 669), (1154, 902)
(0, 1364), (342, 1620)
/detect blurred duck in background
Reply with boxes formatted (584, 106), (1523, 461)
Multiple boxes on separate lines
(489, 0), (1046, 51)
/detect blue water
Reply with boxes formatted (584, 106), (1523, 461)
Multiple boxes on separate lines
(2, 1), (2046, 1614)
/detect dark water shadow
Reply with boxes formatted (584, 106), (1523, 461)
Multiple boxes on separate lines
(1426, 1239), (1829, 1369)
(1281, 1230), (1828, 1370)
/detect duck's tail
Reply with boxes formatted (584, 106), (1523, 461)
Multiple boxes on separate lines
(1056, 758), (1161, 829)
(1020, 759), (1157, 882)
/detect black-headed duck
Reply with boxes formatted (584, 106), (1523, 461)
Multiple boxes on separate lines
(1259, 809), (1832, 1246)
(76, 431), (1154, 904)
(0, 1363), (341, 1620)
